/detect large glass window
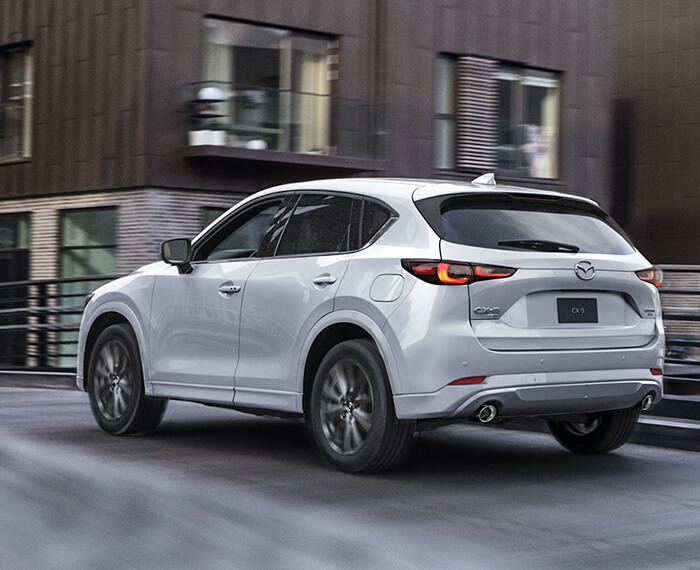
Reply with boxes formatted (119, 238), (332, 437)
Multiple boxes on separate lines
(435, 56), (560, 179)
(496, 67), (560, 178)
(0, 43), (32, 161)
(60, 208), (117, 278)
(201, 18), (332, 153)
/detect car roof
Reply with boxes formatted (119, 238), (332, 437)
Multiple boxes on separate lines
(256, 176), (599, 207)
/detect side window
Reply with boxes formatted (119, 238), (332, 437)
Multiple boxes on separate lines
(361, 200), (392, 247)
(194, 199), (283, 262)
(276, 194), (355, 256)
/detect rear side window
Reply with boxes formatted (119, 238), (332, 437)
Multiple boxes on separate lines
(361, 200), (392, 247)
(416, 194), (635, 255)
(276, 194), (356, 256)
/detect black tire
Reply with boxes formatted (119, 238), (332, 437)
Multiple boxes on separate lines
(308, 339), (415, 473)
(547, 406), (641, 454)
(87, 323), (167, 435)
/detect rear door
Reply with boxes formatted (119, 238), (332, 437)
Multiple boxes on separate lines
(419, 193), (660, 351)
(233, 192), (359, 411)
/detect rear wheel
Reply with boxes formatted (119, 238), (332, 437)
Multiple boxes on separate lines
(87, 323), (167, 435)
(308, 339), (415, 473)
(547, 406), (640, 454)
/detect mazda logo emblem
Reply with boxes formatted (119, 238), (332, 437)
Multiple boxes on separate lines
(574, 261), (595, 281)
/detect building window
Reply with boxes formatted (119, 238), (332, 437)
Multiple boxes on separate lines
(60, 208), (117, 279)
(0, 43), (33, 161)
(436, 55), (560, 179)
(202, 206), (227, 229)
(199, 18), (333, 154)
(434, 56), (457, 170)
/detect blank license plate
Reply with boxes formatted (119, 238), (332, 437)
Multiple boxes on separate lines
(557, 298), (598, 323)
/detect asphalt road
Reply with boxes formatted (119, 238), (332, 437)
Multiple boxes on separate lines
(1, 387), (699, 569)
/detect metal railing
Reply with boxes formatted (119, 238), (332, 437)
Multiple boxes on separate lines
(0, 268), (699, 394)
(0, 275), (119, 371)
(186, 81), (386, 161)
(658, 265), (700, 396)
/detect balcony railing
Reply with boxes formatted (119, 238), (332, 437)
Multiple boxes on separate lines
(186, 81), (386, 162)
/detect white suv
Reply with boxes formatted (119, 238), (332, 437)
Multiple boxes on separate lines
(78, 176), (665, 472)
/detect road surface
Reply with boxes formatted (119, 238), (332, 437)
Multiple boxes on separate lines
(1, 387), (698, 568)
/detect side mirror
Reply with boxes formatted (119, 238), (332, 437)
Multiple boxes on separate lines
(161, 238), (192, 274)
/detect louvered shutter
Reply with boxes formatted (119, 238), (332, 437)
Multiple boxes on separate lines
(456, 56), (498, 171)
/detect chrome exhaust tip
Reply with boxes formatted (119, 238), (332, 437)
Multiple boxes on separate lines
(476, 403), (498, 423)
(641, 394), (655, 411)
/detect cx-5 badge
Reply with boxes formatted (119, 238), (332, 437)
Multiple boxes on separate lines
(574, 260), (596, 281)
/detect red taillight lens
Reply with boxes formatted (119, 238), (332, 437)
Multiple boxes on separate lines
(402, 260), (515, 285)
(650, 368), (663, 376)
(636, 266), (663, 287)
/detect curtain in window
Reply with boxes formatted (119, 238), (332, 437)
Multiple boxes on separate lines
(455, 56), (498, 172)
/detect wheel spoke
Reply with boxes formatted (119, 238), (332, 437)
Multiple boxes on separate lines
(353, 408), (372, 433)
(319, 356), (375, 456)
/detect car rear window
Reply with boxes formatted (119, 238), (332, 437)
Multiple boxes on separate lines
(416, 194), (635, 255)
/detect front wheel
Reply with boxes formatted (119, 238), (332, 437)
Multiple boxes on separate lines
(308, 339), (415, 473)
(547, 406), (641, 454)
(87, 323), (167, 435)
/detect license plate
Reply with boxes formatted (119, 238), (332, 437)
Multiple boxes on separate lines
(557, 298), (598, 324)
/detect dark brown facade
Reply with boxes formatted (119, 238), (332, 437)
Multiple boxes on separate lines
(1, 0), (616, 278)
(612, 0), (700, 264)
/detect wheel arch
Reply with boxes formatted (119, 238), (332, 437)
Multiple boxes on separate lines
(300, 311), (402, 416)
(79, 304), (147, 392)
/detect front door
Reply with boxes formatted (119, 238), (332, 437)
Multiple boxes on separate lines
(148, 197), (286, 403)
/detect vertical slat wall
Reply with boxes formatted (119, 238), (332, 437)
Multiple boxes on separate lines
(455, 56), (498, 172)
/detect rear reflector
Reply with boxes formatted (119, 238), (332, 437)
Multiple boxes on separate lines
(402, 260), (515, 285)
(449, 376), (486, 385)
(650, 368), (663, 376)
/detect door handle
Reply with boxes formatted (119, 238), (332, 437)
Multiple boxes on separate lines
(218, 282), (241, 296)
(313, 275), (337, 285)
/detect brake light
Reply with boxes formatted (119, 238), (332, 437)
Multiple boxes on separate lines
(636, 267), (663, 287)
(402, 260), (515, 285)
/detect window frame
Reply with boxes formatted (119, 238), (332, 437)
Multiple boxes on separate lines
(435, 54), (561, 181)
(58, 207), (118, 279)
(0, 41), (33, 162)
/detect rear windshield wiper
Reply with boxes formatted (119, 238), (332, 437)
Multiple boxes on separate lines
(497, 239), (580, 253)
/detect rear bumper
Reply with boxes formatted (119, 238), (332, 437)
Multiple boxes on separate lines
(393, 369), (663, 420)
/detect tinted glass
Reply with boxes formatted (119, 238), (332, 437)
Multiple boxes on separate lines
(197, 200), (282, 261)
(361, 201), (391, 247)
(276, 194), (354, 256)
(418, 195), (635, 255)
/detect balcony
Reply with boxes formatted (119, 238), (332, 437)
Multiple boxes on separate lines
(183, 82), (386, 172)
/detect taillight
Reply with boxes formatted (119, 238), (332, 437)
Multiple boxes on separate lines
(402, 260), (516, 285)
(636, 266), (663, 287)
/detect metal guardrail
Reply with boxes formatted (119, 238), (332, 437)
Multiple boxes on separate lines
(0, 275), (120, 371)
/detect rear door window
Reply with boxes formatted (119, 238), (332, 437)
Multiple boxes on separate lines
(275, 194), (357, 256)
(416, 194), (635, 255)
